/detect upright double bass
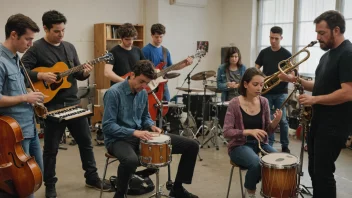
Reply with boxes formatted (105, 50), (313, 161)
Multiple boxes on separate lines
(0, 60), (44, 197)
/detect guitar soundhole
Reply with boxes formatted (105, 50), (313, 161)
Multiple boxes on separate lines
(50, 80), (63, 91)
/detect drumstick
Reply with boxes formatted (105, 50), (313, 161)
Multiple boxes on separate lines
(258, 141), (269, 156)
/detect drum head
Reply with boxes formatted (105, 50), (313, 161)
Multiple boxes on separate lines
(261, 153), (299, 168)
(146, 134), (170, 143)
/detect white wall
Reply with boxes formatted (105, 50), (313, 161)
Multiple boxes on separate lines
(221, 0), (257, 68)
(0, 0), (257, 98)
(0, 0), (144, 87)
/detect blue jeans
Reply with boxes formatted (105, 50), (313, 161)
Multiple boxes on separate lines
(230, 140), (277, 190)
(163, 83), (170, 101)
(264, 93), (289, 147)
(21, 134), (43, 198)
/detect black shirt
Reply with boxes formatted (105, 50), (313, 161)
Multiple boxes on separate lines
(21, 38), (88, 110)
(255, 47), (292, 94)
(107, 45), (145, 86)
(241, 105), (262, 141)
(312, 40), (352, 137)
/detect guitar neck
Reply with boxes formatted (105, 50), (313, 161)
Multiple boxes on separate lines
(60, 57), (104, 77)
(157, 55), (194, 77)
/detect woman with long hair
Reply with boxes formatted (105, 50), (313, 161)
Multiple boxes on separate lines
(223, 67), (282, 197)
(217, 47), (246, 101)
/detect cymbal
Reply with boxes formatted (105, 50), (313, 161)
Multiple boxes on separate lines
(164, 72), (180, 79)
(176, 87), (203, 92)
(191, 70), (216, 80)
(206, 86), (222, 93)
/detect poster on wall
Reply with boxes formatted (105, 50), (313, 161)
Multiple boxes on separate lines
(197, 41), (209, 53)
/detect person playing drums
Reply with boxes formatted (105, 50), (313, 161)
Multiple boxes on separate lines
(217, 46), (246, 102)
(102, 60), (200, 198)
(223, 67), (282, 198)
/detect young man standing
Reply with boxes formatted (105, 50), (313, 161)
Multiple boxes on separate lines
(104, 23), (145, 85)
(0, 13), (43, 198)
(255, 26), (292, 153)
(21, 10), (110, 198)
(142, 23), (193, 101)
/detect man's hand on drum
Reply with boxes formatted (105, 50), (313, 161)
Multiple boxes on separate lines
(244, 129), (267, 142)
(133, 130), (153, 140)
(151, 125), (163, 134)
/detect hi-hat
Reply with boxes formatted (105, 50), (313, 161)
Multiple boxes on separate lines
(206, 86), (222, 93)
(191, 70), (216, 81)
(176, 87), (203, 92)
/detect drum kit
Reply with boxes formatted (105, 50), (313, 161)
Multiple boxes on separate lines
(170, 69), (228, 151)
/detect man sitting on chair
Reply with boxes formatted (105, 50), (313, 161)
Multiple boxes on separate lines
(102, 60), (199, 198)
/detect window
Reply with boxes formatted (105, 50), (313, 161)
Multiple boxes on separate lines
(343, 0), (352, 41)
(257, 0), (344, 76)
(258, 0), (294, 54)
(297, 0), (336, 75)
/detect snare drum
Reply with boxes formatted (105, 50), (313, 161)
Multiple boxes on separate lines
(260, 153), (299, 198)
(139, 133), (172, 168)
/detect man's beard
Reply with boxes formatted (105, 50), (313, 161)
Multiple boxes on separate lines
(319, 33), (334, 51)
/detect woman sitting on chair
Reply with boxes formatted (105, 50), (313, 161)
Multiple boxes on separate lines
(223, 67), (282, 198)
(217, 46), (246, 102)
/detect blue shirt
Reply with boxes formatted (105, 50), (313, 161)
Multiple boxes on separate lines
(0, 44), (37, 138)
(142, 43), (173, 68)
(102, 78), (155, 148)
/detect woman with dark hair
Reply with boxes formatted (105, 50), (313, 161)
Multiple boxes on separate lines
(217, 47), (246, 101)
(223, 67), (282, 197)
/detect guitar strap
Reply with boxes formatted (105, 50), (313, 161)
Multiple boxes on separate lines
(61, 42), (75, 68)
(161, 46), (168, 67)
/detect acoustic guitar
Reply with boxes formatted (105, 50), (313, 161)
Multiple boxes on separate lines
(31, 52), (113, 103)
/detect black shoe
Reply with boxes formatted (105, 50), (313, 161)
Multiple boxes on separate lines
(45, 184), (57, 198)
(113, 191), (126, 198)
(85, 178), (113, 192)
(169, 186), (198, 198)
(282, 147), (291, 153)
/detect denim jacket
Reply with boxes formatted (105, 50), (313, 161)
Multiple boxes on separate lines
(0, 44), (36, 138)
(102, 79), (155, 148)
(216, 63), (246, 101)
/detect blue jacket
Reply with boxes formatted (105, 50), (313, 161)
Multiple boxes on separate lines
(217, 63), (246, 101)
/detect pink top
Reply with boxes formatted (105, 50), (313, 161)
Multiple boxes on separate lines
(223, 96), (277, 153)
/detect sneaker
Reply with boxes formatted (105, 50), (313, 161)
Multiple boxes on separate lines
(169, 186), (198, 198)
(245, 190), (256, 198)
(282, 147), (291, 153)
(85, 178), (112, 192)
(45, 184), (57, 198)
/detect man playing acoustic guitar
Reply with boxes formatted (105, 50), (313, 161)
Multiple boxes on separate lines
(21, 10), (111, 198)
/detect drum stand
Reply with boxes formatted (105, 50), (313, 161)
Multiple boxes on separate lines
(180, 66), (203, 161)
(281, 82), (313, 197)
(201, 102), (228, 150)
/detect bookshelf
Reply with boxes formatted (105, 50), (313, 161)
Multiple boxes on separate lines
(93, 23), (145, 90)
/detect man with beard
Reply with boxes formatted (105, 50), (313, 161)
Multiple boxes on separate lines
(279, 10), (352, 198)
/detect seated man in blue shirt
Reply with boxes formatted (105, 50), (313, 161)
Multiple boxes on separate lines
(103, 60), (199, 198)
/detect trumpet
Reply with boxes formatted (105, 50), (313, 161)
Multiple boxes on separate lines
(262, 41), (318, 95)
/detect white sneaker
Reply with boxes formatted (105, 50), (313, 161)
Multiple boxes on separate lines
(245, 191), (257, 198)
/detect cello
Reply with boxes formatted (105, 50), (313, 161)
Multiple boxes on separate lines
(0, 116), (42, 197)
(0, 60), (44, 197)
